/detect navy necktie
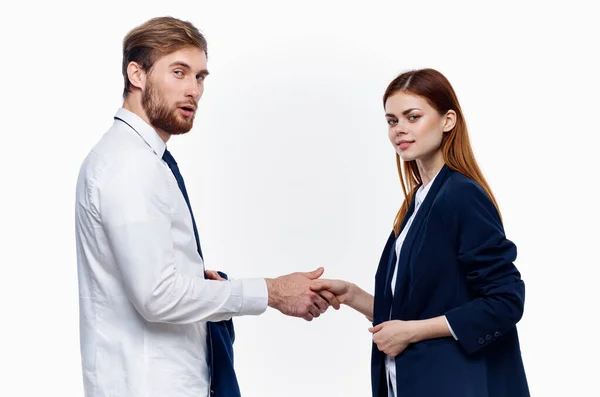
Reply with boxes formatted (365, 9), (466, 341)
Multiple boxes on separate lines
(162, 149), (204, 258)
(162, 149), (241, 397)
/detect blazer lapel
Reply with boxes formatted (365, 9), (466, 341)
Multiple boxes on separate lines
(373, 231), (396, 325)
(384, 198), (416, 289)
(375, 182), (424, 324)
(391, 165), (452, 319)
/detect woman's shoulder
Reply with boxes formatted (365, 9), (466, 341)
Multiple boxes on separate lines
(437, 170), (494, 213)
(442, 170), (485, 197)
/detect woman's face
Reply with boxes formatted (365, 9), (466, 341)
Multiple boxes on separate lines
(385, 91), (454, 163)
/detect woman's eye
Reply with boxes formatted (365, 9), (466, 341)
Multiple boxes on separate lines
(408, 115), (421, 121)
(174, 70), (183, 76)
(387, 119), (397, 126)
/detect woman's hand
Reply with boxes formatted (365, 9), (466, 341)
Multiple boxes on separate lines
(369, 320), (417, 357)
(310, 279), (353, 309)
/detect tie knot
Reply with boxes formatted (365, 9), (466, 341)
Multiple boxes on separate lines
(162, 149), (177, 166)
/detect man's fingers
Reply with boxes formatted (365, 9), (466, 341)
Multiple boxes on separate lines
(205, 270), (225, 281)
(313, 294), (329, 313)
(303, 313), (314, 322)
(308, 304), (320, 319)
(318, 290), (340, 310)
(303, 267), (324, 280)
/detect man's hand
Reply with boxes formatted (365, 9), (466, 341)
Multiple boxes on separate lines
(368, 320), (417, 357)
(205, 270), (226, 281)
(266, 267), (334, 321)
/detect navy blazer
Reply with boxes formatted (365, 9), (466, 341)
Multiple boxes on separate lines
(371, 165), (530, 397)
(208, 271), (240, 397)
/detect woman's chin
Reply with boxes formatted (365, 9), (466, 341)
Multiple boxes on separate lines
(398, 151), (416, 162)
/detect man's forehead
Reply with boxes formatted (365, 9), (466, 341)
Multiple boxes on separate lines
(159, 48), (207, 71)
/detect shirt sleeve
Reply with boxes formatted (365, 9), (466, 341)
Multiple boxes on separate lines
(96, 154), (268, 324)
(445, 317), (458, 340)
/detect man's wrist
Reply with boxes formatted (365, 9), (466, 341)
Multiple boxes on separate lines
(265, 278), (279, 308)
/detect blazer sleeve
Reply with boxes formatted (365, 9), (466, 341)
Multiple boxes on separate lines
(444, 179), (525, 355)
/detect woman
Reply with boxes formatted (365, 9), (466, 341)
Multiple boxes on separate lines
(314, 68), (529, 396)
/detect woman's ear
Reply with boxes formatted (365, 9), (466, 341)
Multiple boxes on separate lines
(443, 110), (457, 132)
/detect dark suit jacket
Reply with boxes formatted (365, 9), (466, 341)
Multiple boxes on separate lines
(207, 271), (240, 397)
(371, 165), (530, 397)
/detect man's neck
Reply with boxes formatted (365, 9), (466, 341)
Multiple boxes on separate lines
(122, 96), (170, 143)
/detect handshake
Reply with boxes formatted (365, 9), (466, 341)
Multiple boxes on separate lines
(206, 267), (353, 321)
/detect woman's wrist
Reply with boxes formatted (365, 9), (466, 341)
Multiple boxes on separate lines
(344, 282), (357, 306)
(408, 316), (452, 343)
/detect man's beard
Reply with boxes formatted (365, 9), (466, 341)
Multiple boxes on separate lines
(142, 81), (195, 135)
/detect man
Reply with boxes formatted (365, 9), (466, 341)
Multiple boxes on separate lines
(75, 16), (338, 397)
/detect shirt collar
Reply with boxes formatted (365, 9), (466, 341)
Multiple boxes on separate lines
(415, 167), (442, 207)
(114, 108), (167, 158)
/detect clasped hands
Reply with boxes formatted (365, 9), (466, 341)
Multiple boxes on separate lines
(206, 267), (417, 357)
(206, 266), (337, 321)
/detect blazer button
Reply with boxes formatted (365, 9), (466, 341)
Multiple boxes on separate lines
(478, 337), (485, 345)
(494, 331), (501, 337)
(485, 334), (492, 341)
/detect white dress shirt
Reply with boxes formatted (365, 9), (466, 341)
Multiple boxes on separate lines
(75, 108), (268, 397)
(384, 170), (457, 397)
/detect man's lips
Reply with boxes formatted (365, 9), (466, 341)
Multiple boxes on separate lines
(178, 103), (197, 117)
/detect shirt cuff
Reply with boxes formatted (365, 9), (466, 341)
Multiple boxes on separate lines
(446, 317), (458, 340)
(238, 278), (269, 316)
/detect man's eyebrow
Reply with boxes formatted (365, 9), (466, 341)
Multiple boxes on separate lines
(169, 61), (191, 70)
(168, 61), (209, 77)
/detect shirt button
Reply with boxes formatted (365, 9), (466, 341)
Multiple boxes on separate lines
(478, 337), (485, 345)
(485, 334), (492, 341)
(494, 331), (501, 337)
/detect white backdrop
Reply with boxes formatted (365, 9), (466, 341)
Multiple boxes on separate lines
(1, 0), (599, 396)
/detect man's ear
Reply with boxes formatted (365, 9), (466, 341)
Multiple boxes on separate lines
(126, 61), (147, 91)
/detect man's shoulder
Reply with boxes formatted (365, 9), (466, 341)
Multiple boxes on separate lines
(77, 122), (165, 196)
